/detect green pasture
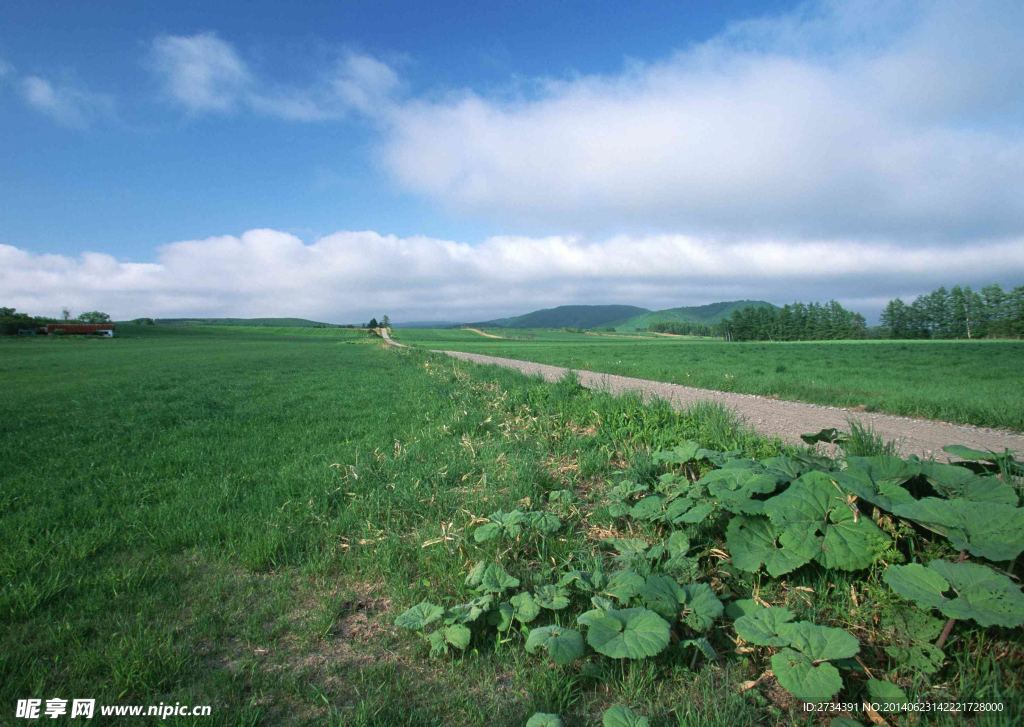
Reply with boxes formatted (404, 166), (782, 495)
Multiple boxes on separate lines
(1, 326), (1020, 726)
(0, 326), (774, 724)
(394, 330), (1024, 431)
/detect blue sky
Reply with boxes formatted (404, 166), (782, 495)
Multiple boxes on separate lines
(2, 0), (1023, 322)
(1, 0), (792, 255)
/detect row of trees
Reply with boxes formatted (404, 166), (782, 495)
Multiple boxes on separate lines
(649, 321), (719, 337)
(366, 315), (390, 329)
(879, 284), (1024, 339)
(720, 301), (868, 341)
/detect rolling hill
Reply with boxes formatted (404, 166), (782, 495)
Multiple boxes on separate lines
(611, 300), (776, 331)
(154, 317), (342, 328)
(475, 304), (650, 329)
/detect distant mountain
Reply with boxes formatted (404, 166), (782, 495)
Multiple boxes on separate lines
(476, 304), (651, 329)
(154, 317), (341, 328)
(611, 300), (777, 331)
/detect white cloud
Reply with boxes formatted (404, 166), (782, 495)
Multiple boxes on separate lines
(18, 75), (114, 127)
(150, 32), (252, 112)
(331, 51), (400, 114)
(150, 33), (398, 120)
(378, 0), (1024, 242)
(2, 229), (1022, 322)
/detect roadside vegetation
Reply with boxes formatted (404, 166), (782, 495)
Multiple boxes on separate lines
(393, 330), (1024, 432)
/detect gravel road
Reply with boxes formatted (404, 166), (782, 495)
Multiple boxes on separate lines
(380, 330), (1024, 459)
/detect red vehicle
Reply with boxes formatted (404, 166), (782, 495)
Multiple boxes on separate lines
(45, 323), (115, 336)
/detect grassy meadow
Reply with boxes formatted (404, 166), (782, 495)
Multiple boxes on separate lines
(0, 325), (775, 724)
(395, 329), (1024, 431)
(2, 325), (1021, 726)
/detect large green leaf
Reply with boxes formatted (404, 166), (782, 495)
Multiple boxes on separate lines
(645, 531), (689, 562)
(558, 569), (606, 593)
(395, 601), (444, 630)
(702, 468), (778, 515)
(768, 621), (858, 703)
(734, 603), (794, 646)
(524, 510), (562, 534)
(880, 605), (946, 673)
(866, 679), (909, 707)
(765, 471), (890, 570)
(771, 648), (844, 702)
(638, 575), (685, 620)
(942, 444), (1003, 462)
(882, 606), (944, 642)
(510, 591), (541, 623)
(442, 623), (471, 650)
(491, 602), (514, 631)
(660, 531), (699, 580)
(761, 455), (813, 482)
(884, 643), (945, 675)
(444, 594), (493, 624)
(602, 705), (650, 727)
(473, 509), (525, 542)
(917, 462), (1018, 505)
(680, 583), (723, 632)
(534, 584), (571, 610)
(664, 500), (715, 524)
(526, 714), (563, 727)
(884, 560), (1024, 627)
(427, 630), (447, 657)
(525, 625), (585, 665)
(681, 636), (717, 661)
(846, 455), (919, 486)
(475, 562), (521, 594)
(604, 570), (645, 602)
(630, 495), (665, 521)
(834, 455), (920, 513)
(777, 621), (860, 661)
(652, 441), (701, 465)
(726, 515), (816, 576)
(584, 607), (671, 659)
(892, 498), (1024, 561)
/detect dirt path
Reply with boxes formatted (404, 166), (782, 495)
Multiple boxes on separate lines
(463, 327), (505, 339)
(379, 328), (407, 347)
(432, 349), (1024, 460)
(381, 329), (1023, 458)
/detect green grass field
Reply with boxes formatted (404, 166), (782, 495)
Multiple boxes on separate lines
(394, 329), (1024, 431)
(2, 326), (1021, 726)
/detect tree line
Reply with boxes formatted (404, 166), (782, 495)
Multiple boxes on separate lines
(720, 301), (867, 341)
(648, 282), (1023, 341)
(880, 283), (1024, 339)
(649, 321), (719, 337)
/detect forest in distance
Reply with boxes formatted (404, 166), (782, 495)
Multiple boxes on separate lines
(648, 283), (1024, 341)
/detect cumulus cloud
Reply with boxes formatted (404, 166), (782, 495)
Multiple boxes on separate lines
(3, 229), (1023, 322)
(18, 75), (114, 127)
(378, 0), (1024, 242)
(150, 33), (398, 120)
